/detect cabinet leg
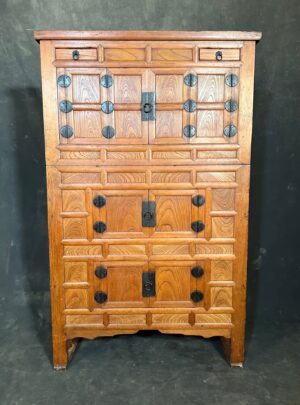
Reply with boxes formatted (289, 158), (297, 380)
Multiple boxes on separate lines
(53, 337), (80, 370)
(221, 336), (245, 367)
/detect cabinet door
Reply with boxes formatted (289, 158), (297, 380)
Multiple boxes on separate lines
(149, 261), (206, 308)
(148, 189), (205, 238)
(93, 262), (148, 308)
(92, 190), (148, 239)
(57, 67), (148, 145)
(149, 67), (239, 145)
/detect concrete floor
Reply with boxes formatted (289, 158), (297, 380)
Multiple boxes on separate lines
(1, 320), (299, 405)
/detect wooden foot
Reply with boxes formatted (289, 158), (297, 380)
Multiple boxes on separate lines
(221, 336), (245, 366)
(53, 337), (80, 370)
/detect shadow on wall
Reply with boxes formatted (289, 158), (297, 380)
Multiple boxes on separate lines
(10, 87), (52, 364)
(246, 76), (270, 341)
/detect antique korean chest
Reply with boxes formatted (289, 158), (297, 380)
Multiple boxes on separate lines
(34, 30), (261, 369)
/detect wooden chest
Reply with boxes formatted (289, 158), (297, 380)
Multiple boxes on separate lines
(34, 30), (261, 369)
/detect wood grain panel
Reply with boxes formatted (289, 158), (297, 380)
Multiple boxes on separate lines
(195, 314), (231, 323)
(109, 314), (147, 324)
(152, 48), (193, 61)
(152, 314), (189, 324)
(212, 217), (234, 238)
(115, 111), (142, 139)
(106, 150), (146, 161)
(151, 171), (191, 184)
(197, 110), (223, 138)
(197, 171), (236, 182)
(63, 218), (87, 239)
(156, 75), (183, 103)
(61, 172), (101, 184)
(212, 189), (235, 211)
(108, 244), (146, 256)
(106, 172), (146, 184)
(74, 111), (101, 138)
(64, 262), (88, 283)
(66, 315), (103, 325)
(155, 111), (182, 139)
(72, 75), (100, 103)
(197, 75), (224, 102)
(104, 48), (145, 61)
(65, 289), (88, 309)
(210, 287), (232, 307)
(211, 261), (233, 281)
(64, 245), (103, 257)
(196, 244), (234, 255)
(114, 75), (141, 103)
(62, 190), (86, 212)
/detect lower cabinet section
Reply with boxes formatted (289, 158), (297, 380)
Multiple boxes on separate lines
(63, 259), (234, 337)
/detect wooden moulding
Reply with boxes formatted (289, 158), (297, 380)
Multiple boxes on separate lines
(34, 30), (262, 42)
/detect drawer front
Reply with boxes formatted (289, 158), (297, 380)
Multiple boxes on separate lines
(56, 48), (98, 61)
(63, 260), (233, 311)
(199, 48), (240, 61)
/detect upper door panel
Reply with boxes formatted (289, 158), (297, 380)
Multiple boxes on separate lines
(149, 67), (239, 145)
(57, 67), (148, 145)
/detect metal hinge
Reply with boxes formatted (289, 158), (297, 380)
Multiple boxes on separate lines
(141, 92), (156, 121)
(142, 201), (156, 227)
(142, 272), (156, 297)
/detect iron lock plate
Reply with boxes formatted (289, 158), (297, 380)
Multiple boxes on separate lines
(141, 92), (156, 121)
(142, 272), (156, 297)
(142, 201), (156, 227)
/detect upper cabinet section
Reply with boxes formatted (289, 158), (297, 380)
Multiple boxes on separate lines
(36, 32), (260, 165)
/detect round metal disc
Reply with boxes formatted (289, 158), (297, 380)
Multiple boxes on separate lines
(57, 75), (71, 88)
(102, 126), (115, 139)
(223, 124), (237, 138)
(59, 125), (73, 138)
(183, 125), (196, 138)
(59, 100), (73, 113)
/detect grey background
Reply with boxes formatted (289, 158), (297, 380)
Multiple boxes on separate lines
(0, 0), (299, 368)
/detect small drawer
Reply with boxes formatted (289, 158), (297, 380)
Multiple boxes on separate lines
(199, 48), (240, 61)
(55, 48), (98, 61)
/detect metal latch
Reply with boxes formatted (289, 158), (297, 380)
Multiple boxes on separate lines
(142, 201), (156, 227)
(142, 272), (156, 297)
(141, 92), (156, 121)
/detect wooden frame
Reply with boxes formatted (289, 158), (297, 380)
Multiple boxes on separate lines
(36, 31), (261, 369)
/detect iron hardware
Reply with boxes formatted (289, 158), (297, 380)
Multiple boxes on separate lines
(95, 266), (107, 279)
(183, 125), (196, 138)
(59, 100), (73, 113)
(102, 126), (115, 139)
(224, 124), (237, 138)
(72, 50), (80, 60)
(93, 195), (106, 208)
(101, 101), (114, 114)
(60, 125), (73, 138)
(215, 51), (223, 61)
(100, 74), (113, 88)
(225, 74), (239, 87)
(191, 290), (204, 303)
(191, 220), (205, 233)
(192, 195), (205, 207)
(184, 73), (198, 87)
(225, 99), (238, 112)
(141, 92), (156, 121)
(94, 291), (107, 304)
(142, 272), (156, 297)
(57, 75), (71, 88)
(142, 201), (156, 227)
(191, 266), (204, 278)
(93, 221), (107, 233)
(183, 99), (197, 113)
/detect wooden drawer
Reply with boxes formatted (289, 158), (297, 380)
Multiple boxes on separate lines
(63, 259), (234, 312)
(200, 48), (240, 61)
(55, 48), (98, 61)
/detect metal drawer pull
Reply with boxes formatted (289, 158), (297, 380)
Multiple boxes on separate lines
(215, 51), (223, 61)
(72, 50), (80, 60)
(94, 291), (107, 304)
